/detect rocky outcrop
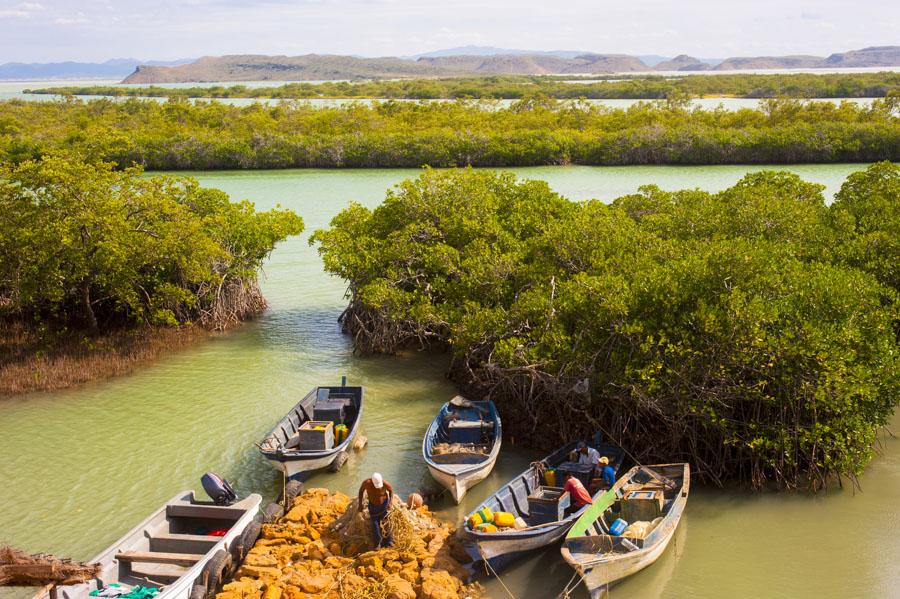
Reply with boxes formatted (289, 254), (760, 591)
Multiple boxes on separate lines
(217, 488), (480, 599)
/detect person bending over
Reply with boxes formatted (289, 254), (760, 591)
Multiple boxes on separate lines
(563, 471), (593, 516)
(358, 472), (394, 548)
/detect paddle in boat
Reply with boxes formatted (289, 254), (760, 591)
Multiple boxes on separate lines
(459, 438), (624, 572)
(258, 380), (363, 479)
(57, 473), (262, 599)
(560, 463), (690, 597)
(422, 396), (502, 504)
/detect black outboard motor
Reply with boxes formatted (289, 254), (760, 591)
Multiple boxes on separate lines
(201, 472), (238, 505)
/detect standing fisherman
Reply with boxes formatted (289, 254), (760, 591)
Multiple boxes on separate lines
(357, 472), (394, 548)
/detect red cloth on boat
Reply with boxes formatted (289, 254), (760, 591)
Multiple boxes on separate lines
(564, 476), (593, 508)
(208, 528), (229, 536)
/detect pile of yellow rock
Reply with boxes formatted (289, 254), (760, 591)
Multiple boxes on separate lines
(216, 488), (480, 599)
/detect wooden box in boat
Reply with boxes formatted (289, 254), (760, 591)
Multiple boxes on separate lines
(258, 385), (363, 479)
(459, 440), (624, 572)
(56, 491), (261, 599)
(560, 463), (690, 598)
(422, 397), (501, 504)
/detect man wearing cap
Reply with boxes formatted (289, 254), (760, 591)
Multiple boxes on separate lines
(598, 456), (616, 488)
(358, 472), (394, 548)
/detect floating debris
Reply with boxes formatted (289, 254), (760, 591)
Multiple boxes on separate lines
(0, 545), (100, 587)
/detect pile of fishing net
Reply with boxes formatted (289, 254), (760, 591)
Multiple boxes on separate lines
(431, 444), (488, 456)
(217, 488), (480, 599)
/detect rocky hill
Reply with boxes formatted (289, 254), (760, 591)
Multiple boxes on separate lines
(654, 55), (711, 71)
(824, 46), (900, 67)
(121, 46), (900, 83)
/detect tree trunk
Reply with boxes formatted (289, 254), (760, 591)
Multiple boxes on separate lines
(81, 279), (98, 334)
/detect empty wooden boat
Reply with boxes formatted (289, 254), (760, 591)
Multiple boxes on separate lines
(561, 463), (690, 598)
(258, 383), (364, 479)
(423, 397), (501, 503)
(459, 440), (624, 572)
(57, 490), (262, 599)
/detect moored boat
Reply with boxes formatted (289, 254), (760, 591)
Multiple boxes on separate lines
(459, 439), (624, 572)
(423, 396), (501, 503)
(560, 463), (690, 598)
(56, 478), (261, 599)
(258, 382), (364, 479)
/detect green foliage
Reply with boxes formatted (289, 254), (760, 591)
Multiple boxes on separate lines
(0, 154), (303, 331)
(0, 96), (897, 169)
(27, 71), (900, 100)
(313, 164), (900, 490)
(830, 161), (900, 291)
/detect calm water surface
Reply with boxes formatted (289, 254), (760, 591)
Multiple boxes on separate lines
(1, 164), (897, 599)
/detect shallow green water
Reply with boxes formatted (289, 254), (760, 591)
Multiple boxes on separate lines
(1, 164), (897, 598)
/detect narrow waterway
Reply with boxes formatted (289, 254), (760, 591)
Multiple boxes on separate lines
(1, 164), (896, 598)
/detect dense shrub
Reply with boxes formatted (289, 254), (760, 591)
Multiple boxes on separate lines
(0, 97), (897, 169)
(0, 154), (304, 331)
(312, 164), (900, 490)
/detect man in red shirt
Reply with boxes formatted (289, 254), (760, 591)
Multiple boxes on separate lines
(563, 471), (593, 516)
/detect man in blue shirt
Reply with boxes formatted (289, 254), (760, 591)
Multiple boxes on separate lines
(598, 456), (616, 488)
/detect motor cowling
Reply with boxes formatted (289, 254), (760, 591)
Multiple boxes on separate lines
(201, 472), (238, 505)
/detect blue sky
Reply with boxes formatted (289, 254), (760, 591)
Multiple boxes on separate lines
(0, 0), (897, 63)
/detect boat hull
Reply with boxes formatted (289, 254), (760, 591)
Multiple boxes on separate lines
(464, 524), (571, 571)
(577, 529), (676, 598)
(262, 427), (358, 479)
(427, 451), (498, 503)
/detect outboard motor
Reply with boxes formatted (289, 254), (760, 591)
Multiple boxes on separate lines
(201, 472), (238, 505)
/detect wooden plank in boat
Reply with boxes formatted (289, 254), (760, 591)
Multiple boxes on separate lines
(115, 552), (205, 566)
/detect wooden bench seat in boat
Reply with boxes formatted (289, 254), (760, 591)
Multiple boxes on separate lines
(115, 552), (204, 566)
(148, 533), (219, 554)
(166, 501), (246, 520)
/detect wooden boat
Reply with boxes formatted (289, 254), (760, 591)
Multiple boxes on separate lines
(459, 439), (624, 572)
(258, 383), (364, 479)
(423, 397), (501, 503)
(56, 490), (262, 599)
(560, 463), (690, 598)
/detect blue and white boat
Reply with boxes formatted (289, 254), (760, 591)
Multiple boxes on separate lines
(423, 396), (502, 503)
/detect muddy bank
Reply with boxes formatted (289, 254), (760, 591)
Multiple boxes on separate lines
(0, 323), (210, 395)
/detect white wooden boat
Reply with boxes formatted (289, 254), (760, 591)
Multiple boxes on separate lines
(459, 440), (624, 572)
(57, 490), (262, 599)
(258, 383), (363, 479)
(423, 397), (501, 503)
(561, 463), (690, 597)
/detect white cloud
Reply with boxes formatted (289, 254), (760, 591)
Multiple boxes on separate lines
(0, 0), (43, 18)
(53, 11), (89, 26)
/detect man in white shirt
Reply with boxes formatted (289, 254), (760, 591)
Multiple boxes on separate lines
(576, 441), (601, 469)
